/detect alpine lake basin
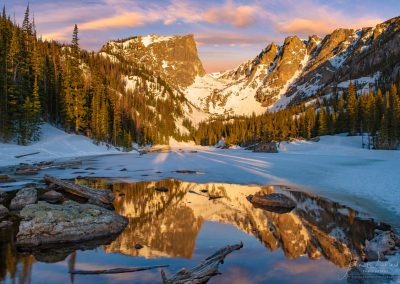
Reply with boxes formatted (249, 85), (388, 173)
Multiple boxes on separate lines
(0, 178), (396, 284)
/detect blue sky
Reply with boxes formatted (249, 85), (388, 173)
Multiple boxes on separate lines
(3, 0), (400, 72)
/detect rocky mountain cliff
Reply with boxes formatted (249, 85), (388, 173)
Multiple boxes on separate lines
(100, 34), (205, 88)
(186, 16), (400, 116)
(99, 16), (400, 123)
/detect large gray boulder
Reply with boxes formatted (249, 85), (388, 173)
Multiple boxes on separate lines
(16, 201), (128, 247)
(10, 187), (37, 210)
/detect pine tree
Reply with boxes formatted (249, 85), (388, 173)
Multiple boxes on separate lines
(318, 107), (328, 136)
(347, 82), (357, 135)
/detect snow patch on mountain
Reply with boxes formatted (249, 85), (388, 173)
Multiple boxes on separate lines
(141, 35), (174, 47)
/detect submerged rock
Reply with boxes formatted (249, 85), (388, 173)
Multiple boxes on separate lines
(10, 187), (37, 210)
(248, 193), (296, 213)
(16, 201), (128, 247)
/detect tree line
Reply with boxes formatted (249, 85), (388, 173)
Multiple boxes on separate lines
(193, 81), (400, 150)
(0, 6), (188, 148)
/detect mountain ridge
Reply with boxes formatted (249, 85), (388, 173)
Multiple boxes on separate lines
(99, 15), (400, 123)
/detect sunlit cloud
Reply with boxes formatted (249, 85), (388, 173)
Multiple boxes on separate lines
(274, 1), (383, 36)
(4, 0), (396, 72)
(77, 0), (263, 30)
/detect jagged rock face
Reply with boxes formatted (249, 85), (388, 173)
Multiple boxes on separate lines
(255, 36), (307, 106)
(101, 34), (205, 88)
(186, 16), (400, 117)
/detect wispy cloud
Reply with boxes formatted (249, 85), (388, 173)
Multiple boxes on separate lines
(76, 0), (263, 30)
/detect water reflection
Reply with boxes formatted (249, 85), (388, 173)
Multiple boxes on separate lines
(81, 179), (389, 267)
(0, 179), (392, 283)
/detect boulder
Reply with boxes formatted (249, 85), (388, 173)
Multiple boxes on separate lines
(248, 193), (296, 213)
(0, 205), (9, 219)
(0, 174), (15, 183)
(10, 187), (37, 210)
(16, 201), (128, 247)
(41, 190), (64, 204)
(253, 142), (278, 153)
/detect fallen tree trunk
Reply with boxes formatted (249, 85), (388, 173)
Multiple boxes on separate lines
(161, 242), (243, 284)
(43, 175), (114, 209)
(70, 264), (169, 275)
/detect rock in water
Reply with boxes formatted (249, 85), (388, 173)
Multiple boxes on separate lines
(16, 201), (128, 247)
(248, 193), (296, 213)
(10, 187), (37, 210)
(0, 204), (9, 219)
(41, 190), (64, 204)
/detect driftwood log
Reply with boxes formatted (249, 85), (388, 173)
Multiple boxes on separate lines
(70, 264), (169, 275)
(161, 242), (243, 284)
(43, 175), (114, 209)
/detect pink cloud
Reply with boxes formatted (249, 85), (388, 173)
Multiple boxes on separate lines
(202, 1), (260, 28)
(274, 2), (383, 36)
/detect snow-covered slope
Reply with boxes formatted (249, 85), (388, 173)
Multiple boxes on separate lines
(0, 124), (123, 167)
(183, 16), (400, 117)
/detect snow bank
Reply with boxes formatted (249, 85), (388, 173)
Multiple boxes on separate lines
(0, 123), (121, 167)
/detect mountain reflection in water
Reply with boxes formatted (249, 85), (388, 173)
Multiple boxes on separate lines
(0, 179), (391, 284)
(82, 179), (389, 267)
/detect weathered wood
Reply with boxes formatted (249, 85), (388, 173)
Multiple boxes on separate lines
(70, 264), (169, 275)
(43, 175), (114, 209)
(161, 242), (243, 284)
(15, 152), (40, 158)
